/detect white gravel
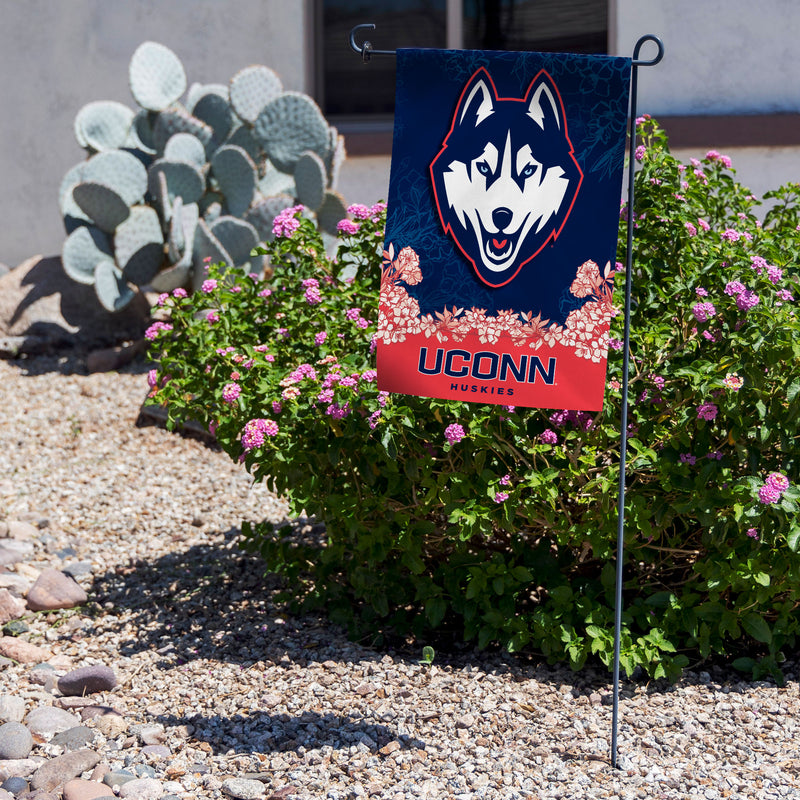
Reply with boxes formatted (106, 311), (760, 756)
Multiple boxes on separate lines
(0, 351), (799, 800)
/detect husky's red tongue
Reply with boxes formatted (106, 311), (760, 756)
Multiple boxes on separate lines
(492, 238), (507, 250)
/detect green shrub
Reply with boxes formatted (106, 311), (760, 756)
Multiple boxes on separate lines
(147, 118), (800, 682)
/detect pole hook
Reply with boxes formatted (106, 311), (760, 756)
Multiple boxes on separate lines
(349, 23), (397, 62)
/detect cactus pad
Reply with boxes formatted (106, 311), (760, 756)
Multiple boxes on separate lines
(294, 150), (327, 212)
(163, 132), (207, 167)
(129, 41), (187, 112)
(82, 149), (148, 206)
(211, 145), (257, 217)
(258, 164), (295, 198)
(209, 216), (259, 266)
(224, 124), (263, 163)
(167, 198), (199, 263)
(254, 92), (330, 174)
(148, 158), (206, 206)
(72, 181), (131, 233)
(59, 164), (92, 233)
(192, 92), (234, 150)
(62, 225), (115, 285)
(95, 260), (136, 311)
(129, 110), (158, 154)
(186, 82), (229, 111)
(193, 218), (233, 289)
(115, 205), (165, 286)
(325, 128), (347, 187)
(229, 65), (283, 124)
(74, 100), (135, 152)
(153, 106), (213, 155)
(149, 262), (193, 293)
(316, 190), (349, 237)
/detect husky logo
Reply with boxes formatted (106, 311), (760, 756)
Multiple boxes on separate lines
(430, 67), (583, 288)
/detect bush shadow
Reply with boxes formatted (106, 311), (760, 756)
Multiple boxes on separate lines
(156, 708), (426, 757)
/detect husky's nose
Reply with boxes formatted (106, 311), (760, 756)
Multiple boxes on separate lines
(492, 207), (512, 231)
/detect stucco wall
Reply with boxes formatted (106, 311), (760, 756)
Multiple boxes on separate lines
(613, 0), (800, 115)
(0, 0), (306, 268)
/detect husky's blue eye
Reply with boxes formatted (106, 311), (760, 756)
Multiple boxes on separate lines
(521, 164), (536, 178)
(476, 161), (491, 176)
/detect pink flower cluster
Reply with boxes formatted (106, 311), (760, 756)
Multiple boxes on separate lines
(201, 279), (218, 293)
(222, 382), (241, 404)
(144, 321), (173, 341)
(691, 302), (716, 322)
(241, 418), (279, 451)
(735, 290), (759, 311)
(540, 429), (558, 445)
(696, 402), (718, 421)
(272, 205), (304, 238)
(302, 278), (321, 305)
(347, 202), (387, 222)
(444, 423), (465, 445)
(723, 373), (743, 390)
(706, 150), (732, 169)
(757, 472), (791, 504)
(337, 219), (360, 236)
(724, 280), (745, 296)
(280, 363), (317, 387)
(549, 410), (593, 430)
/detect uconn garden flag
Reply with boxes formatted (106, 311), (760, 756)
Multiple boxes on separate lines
(377, 48), (632, 410)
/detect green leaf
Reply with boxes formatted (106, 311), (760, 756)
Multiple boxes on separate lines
(787, 524), (800, 552)
(741, 613), (772, 644)
(425, 597), (447, 627)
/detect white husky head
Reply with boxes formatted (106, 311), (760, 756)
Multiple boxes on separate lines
(430, 67), (583, 287)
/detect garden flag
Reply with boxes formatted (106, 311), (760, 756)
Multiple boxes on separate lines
(377, 48), (632, 410)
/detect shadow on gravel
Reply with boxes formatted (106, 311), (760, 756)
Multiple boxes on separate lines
(90, 524), (356, 670)
(156, 708), (426, 756)
(89, 521), (627, 695)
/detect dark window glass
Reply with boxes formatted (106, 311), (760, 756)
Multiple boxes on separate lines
(319, 0), (447, 118)
(317, 0), (607, 122)
(463, 0), (607, 54)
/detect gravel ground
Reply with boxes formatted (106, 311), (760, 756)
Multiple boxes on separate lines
(1, 351), (799, 800)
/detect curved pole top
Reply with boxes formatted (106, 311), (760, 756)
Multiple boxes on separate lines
(632, 34), (664, 67)
(349, 23), (396, 62)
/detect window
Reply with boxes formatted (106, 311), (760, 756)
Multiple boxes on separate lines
(314, 0), (609, 152)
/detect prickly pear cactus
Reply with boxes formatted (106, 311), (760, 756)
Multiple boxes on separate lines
(60, 41), (348, 311)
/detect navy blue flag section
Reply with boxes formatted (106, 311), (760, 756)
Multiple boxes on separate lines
(377, 48), (631, 411)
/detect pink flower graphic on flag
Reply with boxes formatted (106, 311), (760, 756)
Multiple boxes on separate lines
(378, 245), (617, 362)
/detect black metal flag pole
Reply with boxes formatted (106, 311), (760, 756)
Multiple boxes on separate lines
(348, 24), (664, 768)
(612, 34), (664, 769)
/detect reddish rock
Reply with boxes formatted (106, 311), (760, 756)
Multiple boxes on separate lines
(26, 568), (87, 612)
(63, 778), (114, 800)
(0, 589), (26, 625)
(0, 635), (51, 663)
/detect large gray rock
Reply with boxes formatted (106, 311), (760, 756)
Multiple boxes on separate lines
(0, 255), (150, 352)
(0, 721), (33, 760)
(24, 706), (81, 736)
(30, 749), (100, 792)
